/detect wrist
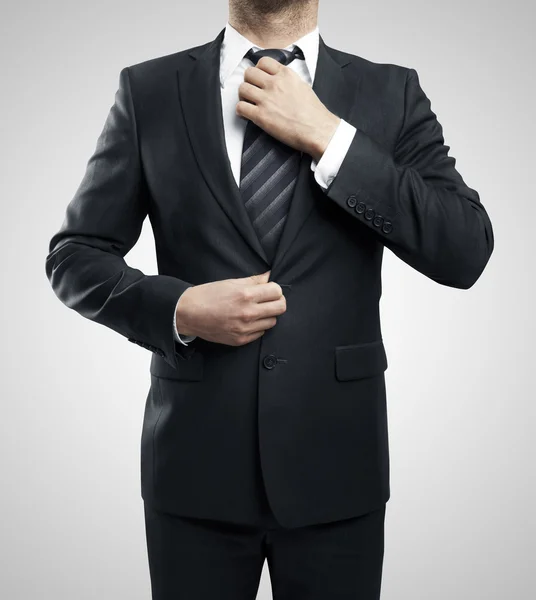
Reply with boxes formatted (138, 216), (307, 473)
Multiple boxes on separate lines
(307, 112), (341, 162)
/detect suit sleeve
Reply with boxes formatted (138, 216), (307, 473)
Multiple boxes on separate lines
(45, 67), (195, 369)
(323, 67), (494, 289)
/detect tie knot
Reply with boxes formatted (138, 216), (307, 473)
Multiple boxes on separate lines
(245, 46), (305, 67)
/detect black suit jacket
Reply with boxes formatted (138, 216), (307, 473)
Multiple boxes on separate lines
(45, 27), (494, 528)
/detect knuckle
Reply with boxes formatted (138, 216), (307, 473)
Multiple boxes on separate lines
(270, 281), (283, 296)
(239, 308), (254, 323)
(235, 334), (249, 346)
(229, 322), (245, 336)
(241, 288), (254, 302)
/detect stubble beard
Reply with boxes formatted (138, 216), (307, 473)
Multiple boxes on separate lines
(232, 0), (312, 19)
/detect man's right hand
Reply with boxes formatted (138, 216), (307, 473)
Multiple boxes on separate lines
(174, 270), (286, 346)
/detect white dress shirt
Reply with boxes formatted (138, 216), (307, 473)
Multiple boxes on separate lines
(173, 21), (357, 344)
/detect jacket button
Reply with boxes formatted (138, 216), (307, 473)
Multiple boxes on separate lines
(346, 195), (357, 208)
(373, 215), (384, 227)
(382, 221), (393, 234)
(364, 208), (375, 221)
(355, 201), (366, 214)
(263, 354), (277, 370)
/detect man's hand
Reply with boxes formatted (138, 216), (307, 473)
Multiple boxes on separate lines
(236, 56), (341, 162)
(175, 270), (286, 346)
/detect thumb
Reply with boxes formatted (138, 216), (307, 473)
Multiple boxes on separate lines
(249, 270), (271, 284)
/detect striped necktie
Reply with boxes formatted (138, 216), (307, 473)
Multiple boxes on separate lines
(239, 46), (306, 263)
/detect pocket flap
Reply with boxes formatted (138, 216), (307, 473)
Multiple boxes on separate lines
(150, 351), (204, 381)
(335, 340), (388, 381)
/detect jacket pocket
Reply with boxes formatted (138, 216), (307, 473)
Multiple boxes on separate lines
(150, 350), (204, 381)
(334, 339), (388, 381)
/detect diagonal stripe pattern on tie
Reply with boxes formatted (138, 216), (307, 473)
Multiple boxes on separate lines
(240, 46), (305, 263)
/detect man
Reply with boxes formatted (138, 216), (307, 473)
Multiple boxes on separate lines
(45, 0), (494, 597)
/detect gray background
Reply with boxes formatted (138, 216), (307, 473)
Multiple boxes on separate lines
(1, 0), (534, 598)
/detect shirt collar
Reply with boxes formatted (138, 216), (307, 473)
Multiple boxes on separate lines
(220, 21), (320, 87)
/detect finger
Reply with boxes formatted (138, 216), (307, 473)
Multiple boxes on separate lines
(254, 296), (286, 318)
(255, 56), (283, 75)
(236, 99), (260, 123)
(243, 66), (271, 89)
(238, 81), (264, 105)
(248, 297), (287, 323)
(249, 281), (283, 303)
(234, 329), (266, 346)
(243, 316), (278, 333)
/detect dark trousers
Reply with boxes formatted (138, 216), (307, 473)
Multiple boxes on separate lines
(143, 502), (386, 599)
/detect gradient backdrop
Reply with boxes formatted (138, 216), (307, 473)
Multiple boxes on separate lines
(1, 0), (534, 598)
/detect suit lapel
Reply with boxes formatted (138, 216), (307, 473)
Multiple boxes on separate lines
(178, 28), (269, 263)
(177, 28), (355, 269)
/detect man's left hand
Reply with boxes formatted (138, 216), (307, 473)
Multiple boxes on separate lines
(236, 56), (341, 162)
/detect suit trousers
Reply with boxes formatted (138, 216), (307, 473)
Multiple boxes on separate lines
(143, 501), (386, 600)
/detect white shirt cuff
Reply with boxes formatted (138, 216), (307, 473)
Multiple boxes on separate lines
(310, 118), (357, 190)
(173, 297), (196, 345)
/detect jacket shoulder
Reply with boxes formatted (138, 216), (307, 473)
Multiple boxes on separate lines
(330, 44), (412, 86)
(348, 54), (412, 83)
(114, 39), (213, 106)
(122, 37), (212, 82)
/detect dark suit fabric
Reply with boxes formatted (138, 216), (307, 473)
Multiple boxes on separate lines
(45, 27), (494, 530)
(143, 502), (386, 600)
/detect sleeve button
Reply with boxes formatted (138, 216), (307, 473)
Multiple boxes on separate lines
(346, 195), (357, 208)
(373, 215), (384, 227)
(382, 221), (393, 234)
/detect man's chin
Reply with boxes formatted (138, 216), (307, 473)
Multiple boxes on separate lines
(241, 0), (310, 16)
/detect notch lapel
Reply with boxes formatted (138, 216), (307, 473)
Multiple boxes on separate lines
(178, 28), (269, 264)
